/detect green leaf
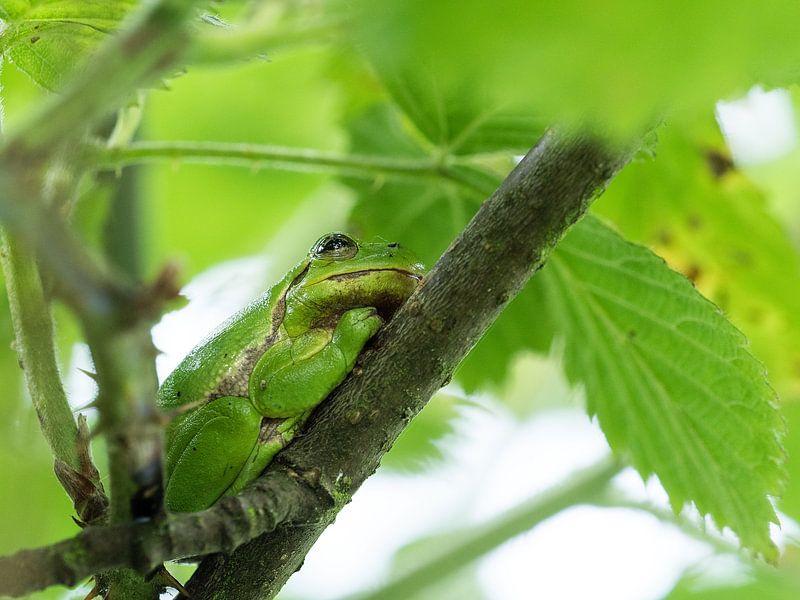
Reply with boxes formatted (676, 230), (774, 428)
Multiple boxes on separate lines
(595, 120), (800, 402)
(352, 0), (800, 134)
(143, 50), (346, 277)
(533, 214), (784, 558)
(345, 103), (487, 266)
(663, 568), (800, 599)
(0, 0), (137, 90)
(381, 392), (461, 473)
(779, 400), (800, 522)
(370, 60), (544, 157)
(455, 283), (556, 392)
(339, 36), (544, 257)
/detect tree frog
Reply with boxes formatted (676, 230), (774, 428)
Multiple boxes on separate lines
(158, 233), (424, 512)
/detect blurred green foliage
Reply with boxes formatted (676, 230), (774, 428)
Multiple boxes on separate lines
(142, 49), (345, 277)
(353, 0), (800, 136)
(1, 0), (800, 598)
(663, 567), (800, 600)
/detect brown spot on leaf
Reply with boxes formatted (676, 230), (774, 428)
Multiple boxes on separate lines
(687, 214), (703, 230)
(705, 149), (735, 179)
(685, 264), (701, 283)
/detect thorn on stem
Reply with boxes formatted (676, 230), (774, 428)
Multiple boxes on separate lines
(147, 261), (183, 304)
(78, 368), (100, 382)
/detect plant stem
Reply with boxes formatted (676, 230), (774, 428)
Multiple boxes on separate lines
(93, 140), (442, 178)
(89, 139), (492, 200)
(357, 456), (624, 600)
(103, 98), (147, 280)
(0, 232), (80, 470)
(0, 2), (207, 598)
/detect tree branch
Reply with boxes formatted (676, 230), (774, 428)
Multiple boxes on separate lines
(183, 129), (637, 598)
(0, 470), (321, 597)
(0, 128), (634, 598)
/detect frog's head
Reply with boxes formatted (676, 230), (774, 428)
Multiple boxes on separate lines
(285, 233), (425, 328)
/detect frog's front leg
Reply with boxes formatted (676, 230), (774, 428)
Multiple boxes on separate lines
(250, 307), (383, 418)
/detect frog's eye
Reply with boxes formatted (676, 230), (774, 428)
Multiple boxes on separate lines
(312, 233), (358, 260)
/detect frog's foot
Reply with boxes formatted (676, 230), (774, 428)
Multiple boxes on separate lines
(82, 580), (102, 600)
(335, 306), (383, 348)
(153, 565), (189, 597)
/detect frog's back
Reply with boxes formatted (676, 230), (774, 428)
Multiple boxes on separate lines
(158, 265), (300, 410)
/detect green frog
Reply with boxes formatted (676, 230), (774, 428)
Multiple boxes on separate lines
(158, 233), (424, 512)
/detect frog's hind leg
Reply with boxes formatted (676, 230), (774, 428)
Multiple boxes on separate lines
(164, 395), (261, 512)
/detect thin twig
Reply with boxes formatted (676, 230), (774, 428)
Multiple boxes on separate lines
(0, 1), (209, 597)
(0, 232), (80, 467)
(88, 140), (489, 195)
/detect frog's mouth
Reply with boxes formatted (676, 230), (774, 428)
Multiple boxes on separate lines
(324, 268), (423, 283)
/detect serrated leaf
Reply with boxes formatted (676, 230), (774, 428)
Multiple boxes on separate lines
(345, 103), (485, 265)
(0, 0), (138, 90)
(371, 60), (544, 156)
(595, 120), (800, 402)
(532, 214), (784, 558)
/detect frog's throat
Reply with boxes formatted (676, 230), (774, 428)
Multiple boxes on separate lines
(283, 268), (419, 335)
